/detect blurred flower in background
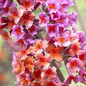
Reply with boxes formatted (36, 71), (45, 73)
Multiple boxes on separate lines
(0, 38), (14, 86)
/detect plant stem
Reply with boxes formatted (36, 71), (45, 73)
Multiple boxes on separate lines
(36, 32), (44, 40)
(33, 2), (41, 11)
(51, 59), (65, 82)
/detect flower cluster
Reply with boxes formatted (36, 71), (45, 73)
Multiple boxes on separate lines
(12, 39), (60, 86)
(0, 0), (86, 86)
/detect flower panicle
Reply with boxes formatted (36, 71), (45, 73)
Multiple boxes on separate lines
(0, 0), (86, 85)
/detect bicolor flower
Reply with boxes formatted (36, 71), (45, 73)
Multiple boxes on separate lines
(67, 57), (84, 73)
(46, 24), (58, 37)
(28, 24), (38, 36)
(9, 7), (24, 24)
(47, 0), (60, 12)
(18, 11), (35, 28)
(11, 25), (24, 37)
(38, 12), (49, 26)
(50, 11), (61, 20)
(18, 0), (36, 11)
(69, 42), (81, 56)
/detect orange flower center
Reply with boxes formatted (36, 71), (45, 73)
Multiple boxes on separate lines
(58, 17), (63, 23)
(40, 17), (45, 23)
(39, 57), (47, 65)
(58, 37), (66, 44)
(16, 28), (22, 34)
(70, 61), (77, 68)
(40, 0), (44, 2)
(49, 4), (55, 9)
(69, 37), (74, 42)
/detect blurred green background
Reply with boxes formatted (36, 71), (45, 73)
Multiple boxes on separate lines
(0, 0), (86, 86)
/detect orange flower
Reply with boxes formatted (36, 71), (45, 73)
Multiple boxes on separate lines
(19, 74), (30, 86)
(32, 69), (42, 80)
(58, 37), (66, 44)
(69, 42), (81, 56)
(39, 56), (48, 65)
(0, 48), (6, 64)
(35, 40), (48, 51)
(0, 73), (6, 83)
(47, 44), (63, 61)
(13, 59), (25, 74)
(24, 57), (34, 72)
(16, 49), (27, 60)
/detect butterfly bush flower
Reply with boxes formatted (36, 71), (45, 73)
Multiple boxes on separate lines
(38, 12), (49, 26)
(0, 0), (16, 16)
(47, 0), (60, 12)
(17, 0), (36, 11)
(46, 24), (58, 37)
(0, 0), (86, 86)
(18, 11), (35, 28)
(27, 24), (38, 36)
(11, 25), (24, 37)
(50, 11), (61, 20)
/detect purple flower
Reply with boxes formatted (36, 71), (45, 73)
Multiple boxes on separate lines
(79, 51), (86, 61)
(46, 24), (58, 37)
(64, 74), (79, 85)
(78, 69), (86, 83)
(22, 32), (35, 46)
(11, 25), (24, 37)
(68, 12), (77, 27)
(56, 15), (68, 27)
(27, 24), (38, 36)
(50, 11), (61, 20)
(0, 0), (16, 16)
(0, 0), (13, 8)
(12, 38), (27, 52)
(66, 57), (84, 73)
(60, 0), (74, 7)
(38, 12), (49, 26)
(47, 0), (60, 12)
(78, 31), (86, 48)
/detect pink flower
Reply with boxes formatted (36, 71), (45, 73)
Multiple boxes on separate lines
(46, 24), (58, 37)
(38, 12), (49, 26)
(18, 11), (35, 28)
(17, 0), (36, 11)
(27, 24), (38, 36)
(47, 0), (60, 12)
(11, 25), (24, 37)
(67, 57), (84, 73)
(69, 42), (81, 56)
